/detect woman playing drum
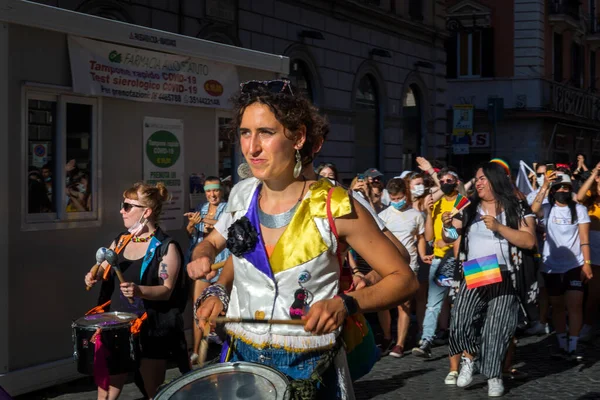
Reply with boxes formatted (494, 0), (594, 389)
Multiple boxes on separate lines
(188, 80), (418, 398)
(85, 182), (188, 400)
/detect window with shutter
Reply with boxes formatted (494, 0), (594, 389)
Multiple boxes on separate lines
(554, 32), (563, 82)
(457, 31), (482, 78)
(591, 50), (597, 91)
(446, 35), (458, 79)
(481, 28), (494, 77)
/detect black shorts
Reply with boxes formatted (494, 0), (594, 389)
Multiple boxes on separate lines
(542, 267), (584, 296)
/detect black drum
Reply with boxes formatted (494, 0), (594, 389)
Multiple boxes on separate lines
(72, 312), (138, 375)
(155, 362), (290, 400)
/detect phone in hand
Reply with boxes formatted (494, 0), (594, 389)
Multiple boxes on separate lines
(357, 174), (365, 181)
(545, 163), (555, 177)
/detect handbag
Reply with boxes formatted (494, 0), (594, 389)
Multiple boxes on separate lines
(326, 188), (379, 382)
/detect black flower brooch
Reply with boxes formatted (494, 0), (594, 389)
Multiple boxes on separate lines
(226, 216), (259, 257)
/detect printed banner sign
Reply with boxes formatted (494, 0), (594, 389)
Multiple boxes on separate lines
(68, 36), (238, 108)
(452, 104), (474, 136)
(143, 117), (185, 231)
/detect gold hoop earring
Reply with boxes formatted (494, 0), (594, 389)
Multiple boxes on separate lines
(293, 150), (302, 179)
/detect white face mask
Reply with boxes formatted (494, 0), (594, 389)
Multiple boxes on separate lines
(411, 184), (425, 198)
(536, 175), (545, 187)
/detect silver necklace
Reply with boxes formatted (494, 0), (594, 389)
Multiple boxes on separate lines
(258, 202), (301, 229)
(258, 178), (307, 229)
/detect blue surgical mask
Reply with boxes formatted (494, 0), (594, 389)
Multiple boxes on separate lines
(391, 199), (406, 210)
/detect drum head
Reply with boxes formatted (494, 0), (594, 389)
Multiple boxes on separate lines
(155, 362), (290, 400)
(73, 312), (138, 329)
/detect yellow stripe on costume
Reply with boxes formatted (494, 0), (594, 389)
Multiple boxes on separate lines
(269, 179), (352, 275)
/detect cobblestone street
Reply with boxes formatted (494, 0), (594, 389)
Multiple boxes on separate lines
(15, 332), (600, 400)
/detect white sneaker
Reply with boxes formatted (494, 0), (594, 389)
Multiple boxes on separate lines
(456, 356), (475, 387)
(487, 378), (504, 397)
(444, 371), (459, 385)
(525, 321), (549, 336)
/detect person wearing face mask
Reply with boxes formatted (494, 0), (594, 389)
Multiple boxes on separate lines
(378, 178), (432, 358)
(184, 176), (231, 364)
(526, 163), (548, 206)
(532, 173), (592, 361)
(406, 172), (436, 331)
(412, 168), (460, 359)
(84, 182), (189, 400)
(523, 162), (551, 336)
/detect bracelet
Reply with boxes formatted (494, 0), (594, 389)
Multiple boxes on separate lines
(193, 283), (230, 325)
(581, 243), (590, 247)
(585, 260), (592, 265)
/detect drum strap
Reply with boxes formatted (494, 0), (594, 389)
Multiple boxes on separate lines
(288, 339), (343, 400)
(102, 233), (134, 280)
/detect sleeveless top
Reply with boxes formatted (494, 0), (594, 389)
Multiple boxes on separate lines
(217, 178), (352, 352)
(109, 252), (146, 316)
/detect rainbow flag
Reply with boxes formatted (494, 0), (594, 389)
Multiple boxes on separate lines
(463, 254), (502, 289)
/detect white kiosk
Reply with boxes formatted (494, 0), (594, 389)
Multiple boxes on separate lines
(0, 0), (289, 395)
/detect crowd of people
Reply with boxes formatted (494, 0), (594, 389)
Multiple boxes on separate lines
(28, 159), (92, 213)
(82, 79), (600, 400)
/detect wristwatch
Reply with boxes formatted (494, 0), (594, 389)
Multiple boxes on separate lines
(336, 293), (359, 316)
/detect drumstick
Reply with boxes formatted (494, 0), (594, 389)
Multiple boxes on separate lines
(211, 261), (226, 271)
(198, 321), (210, 368)
(86, 247), (108, 291)
(214, 317), (306, 326)
(105, 249), (134, 304)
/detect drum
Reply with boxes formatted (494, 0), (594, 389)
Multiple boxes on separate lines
(71, 312), (139, 375)
(155, 362), (290, 400)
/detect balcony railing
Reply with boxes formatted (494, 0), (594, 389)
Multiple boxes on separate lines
(549, 0), (581, 20)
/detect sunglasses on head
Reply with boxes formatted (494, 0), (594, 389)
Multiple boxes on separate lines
(239, 80), (294, 96)
(120, 201), (145, 212)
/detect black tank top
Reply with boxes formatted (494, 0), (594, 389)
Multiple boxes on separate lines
(110, 252), (146, 316)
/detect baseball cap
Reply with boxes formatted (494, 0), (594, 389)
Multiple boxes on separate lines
(551, 173), (572, 187)
(364, 168), (383, 178)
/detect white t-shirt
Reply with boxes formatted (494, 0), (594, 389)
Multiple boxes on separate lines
(466, 205), (535, 272)
(378, 206), (424, 272)
(542, 203), (590, 273)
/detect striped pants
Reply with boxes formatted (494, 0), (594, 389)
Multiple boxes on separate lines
(448, 272), (519, 379)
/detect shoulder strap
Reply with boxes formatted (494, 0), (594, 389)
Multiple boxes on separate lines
(327, 187), (344, 274)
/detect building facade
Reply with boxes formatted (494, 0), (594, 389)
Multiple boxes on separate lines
(446, 0), (600, 176)
(31, 0), (449, 181)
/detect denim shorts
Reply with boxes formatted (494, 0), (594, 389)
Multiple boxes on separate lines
(230, 339), (340, 398)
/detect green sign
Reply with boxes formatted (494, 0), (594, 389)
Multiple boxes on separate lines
(146, 130), (181, 168)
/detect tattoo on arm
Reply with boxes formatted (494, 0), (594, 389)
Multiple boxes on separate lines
(159, 262), (169, 280)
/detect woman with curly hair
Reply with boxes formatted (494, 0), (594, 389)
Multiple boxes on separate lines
(187, 80), (417, 398)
